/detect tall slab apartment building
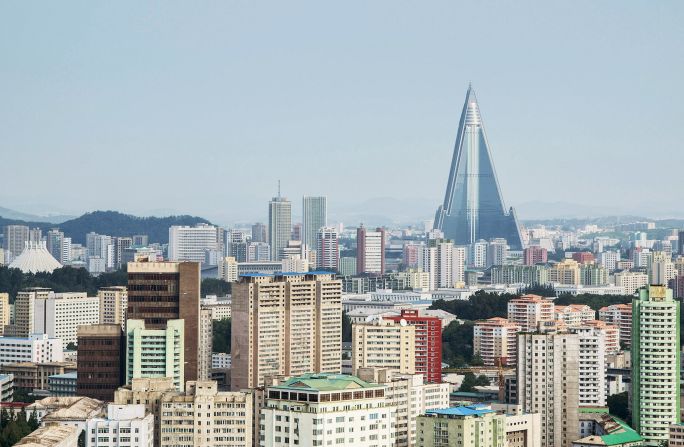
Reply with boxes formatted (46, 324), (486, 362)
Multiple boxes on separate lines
(127, 260), (202, 382)
(231, 271), (342, 390)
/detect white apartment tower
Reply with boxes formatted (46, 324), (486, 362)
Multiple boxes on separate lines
(570, 325), (607, 407)
(168, 224), (218, 263)
(230, 272), (342, 390)
(419, 239), (466, 289)
(99, 286), (128, 330)
(352, 318), (416, 376)
(507, 294), (554, 332)
(302, 196), (327, 251)
(33, 292), (100, 345)
(316, 227), (339, 271)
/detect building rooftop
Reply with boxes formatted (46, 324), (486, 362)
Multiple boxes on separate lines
(28, 396), (105, 421)
(14, 424), (79, 446)
(48, 372), (77, 380)
(426, 405), (495, 417)
(575, 410), (642, 446)
(272, 373), (381, 392)
(8, 242), (62, 274)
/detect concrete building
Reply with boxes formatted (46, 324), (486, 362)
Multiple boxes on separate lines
(670, 423), (684, 446)
(48, 372), (77, 396)
(14, 425), (80, 447)
(523, 245), (548, 266)
(597, 251), (620, 271)
(352, 318), (416, 376)
(1, 362), (76, 393)
(417, 405), (506, 447)
(517, 328), (579, 447)
(201, 297), (232, 320)
(127, 261), (200, 383)
(632, 285), (680, 445)
(487, 238), (508, 267)
(268, 195), (292, 261)
(358, 368), (450, 447)
(599, 303), (632, 348)
(261, 373), (394, 447)
(251, 222), (268, 243)
(574, 409), (642, 447)
(160, 381), (252, 447)
(77, 324), (124, 402)
(4, 224), (30, 262)
(0, 373), (13, 402)
(0, 333), (63, 365)
(231, 272), (342, 390)
(219, 256), (239, 282)
(554, 304), (595, 327)
(339, 256), (357, 276)
(649, 251), (677, 286)
(0, 292), (9, 335)
(357, 225), (385, 274)
(570, 326), (607, 407)
(98, 286), (127, 330)
(303, 196), (327, 251)
(491, 265), (549, 285)
(614, 271), (648, 295)
(469, 240), (488, 268)
(85, 404), (153, 447)
(33, 292), (100, 345)
(212, 352), (231, 369)
(473, 317), (521, 367)
(549, 259), (581, 285)
(507, 294), (554, 332)
(583, 319), (620, 354)
(27, 396), (105, 431)
(12, 288), (52, 337)
(168, 224), (218, 263)
(114, 377), (177, 447)
(198, 308), (212, 380)
(125, 319), (184, 391)
(316, 227), (339, 271)
(420, 239), (465, 289)
(580, 264), (609, 286)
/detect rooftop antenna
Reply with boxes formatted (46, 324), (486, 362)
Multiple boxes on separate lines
(278, 180), (281, 198)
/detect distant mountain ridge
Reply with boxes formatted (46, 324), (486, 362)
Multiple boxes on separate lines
(0, 206), (75, 224)
(0, 210), (211, 245)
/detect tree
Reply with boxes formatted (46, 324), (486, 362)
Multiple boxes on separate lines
(342, 311), (352, 342)
(607, 391), (630, 423)
(66, 342), (77, 351)
(212, 318), (232, 354)
(441, 320), (475, 367)
(554, 293), (632, 311)
(27, 411), (39, 431)
(458, 372), (489, 392)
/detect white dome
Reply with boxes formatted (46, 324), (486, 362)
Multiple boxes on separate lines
(9, 241), (62, 274)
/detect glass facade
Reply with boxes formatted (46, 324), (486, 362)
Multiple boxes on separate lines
(435, 86), (524, 250)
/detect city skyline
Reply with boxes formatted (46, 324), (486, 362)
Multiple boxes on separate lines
(2, 2), (684, 223)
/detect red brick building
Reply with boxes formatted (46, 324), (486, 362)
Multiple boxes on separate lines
(385, 309), (442, 383)
(572, 251), (595, 265)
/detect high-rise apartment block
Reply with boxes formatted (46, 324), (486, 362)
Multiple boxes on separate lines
(553, 304), (595, 327)
(599, 303), (632, 348)
(632, 285), (680, 444)
(417, 406), (506, 447)
(0, 293), (8, 335)
(548, 259), (581, 285)
(356, 225), (386, 274)
(3, 225), (30, 261)
(168, 224), (218, 263)
(614, 271), (648, 295)
(261, 373), (394, 447)
(507, 294), (554, 332)
(420, 239), (465, 289)
(198, 308), (212, 381)
(99, 286), (128, 330)
(126, 319), (185, 391)
(160, 381), (252, 447)
(570, 325), (607, 407)
(316, 227), (339, 271)
(649, 251), (677, 286)
(219, 256), (238, 282)
(230, 272), (342, 390)
(473, 317), (521, 367)
(127, 261), (200, 382)
(11, 287), (51, 337)
(251, 222), (268, 243)
(33, 292), (100, 345)
(77, 324), (124, 402)
(352, 318), (416, 376)
(523, 246), (547, 266)
(302, 196), (327, 251)
(487, 238), (508, 267)
(268, 195), (292, 261)
(517, 329), (579, 447)
(384, 309), (442, 383)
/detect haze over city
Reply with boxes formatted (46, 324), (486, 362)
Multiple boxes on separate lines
(2, 1), (684, 224)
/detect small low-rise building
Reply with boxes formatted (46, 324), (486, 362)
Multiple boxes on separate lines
(1, 362), (76, 393)
(0, 333), (64, 365)
(417, 405), (506, 447)
(85, 404), (154, 447)
(573, 409), (642, 446)
(0, 373), (13, 402)
(48, 372), (77, 397)
(27, 396), (106, 433)
(14, 424), (80, 447)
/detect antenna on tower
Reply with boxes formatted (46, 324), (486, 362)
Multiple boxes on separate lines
(278, 180), (281, 198)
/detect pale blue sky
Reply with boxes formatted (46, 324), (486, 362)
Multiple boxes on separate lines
(1, 1), (683, 224)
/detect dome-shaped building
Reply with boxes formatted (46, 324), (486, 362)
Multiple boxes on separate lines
(8, 241), (62, 274)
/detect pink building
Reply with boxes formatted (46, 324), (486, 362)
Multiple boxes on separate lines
(523, 246), (547, 266)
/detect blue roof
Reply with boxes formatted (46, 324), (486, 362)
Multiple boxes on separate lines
(48, 372), (77, 379)
(240, 271), (336, 278)
(427, 405), (494, 417)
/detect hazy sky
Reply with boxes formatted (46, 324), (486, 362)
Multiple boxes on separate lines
(1, 1), (683, 224)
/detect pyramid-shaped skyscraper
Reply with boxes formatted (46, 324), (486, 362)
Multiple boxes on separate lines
(434, 86), (524, 250)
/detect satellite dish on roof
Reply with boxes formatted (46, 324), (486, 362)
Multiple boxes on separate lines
(399, 319), (408, 326)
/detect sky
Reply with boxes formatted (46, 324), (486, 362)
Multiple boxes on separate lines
(1, 1), (683, 225)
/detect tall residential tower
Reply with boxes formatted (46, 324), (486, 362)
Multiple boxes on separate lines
(302, 196), (327, 251)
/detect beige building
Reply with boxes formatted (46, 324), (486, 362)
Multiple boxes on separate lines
(352, 318), (416, 376)
(554, 304), (595, 327)
(12, 287), (52, 336)
(2, 361), (76, 392)
(160, 381), (252, 447)
(613, 271), (648, 295)
(358, 368), (449, 447)
(583, 319), (620, 354)
(507, 294), (554, 332)
(517, 328), (579, 447)
(549, 259), (581, 285)
(670, 423), (684, 446)
(417, 405), (506, 447)
(473, 317), (521, 367)
(219, 256), (238, 283)
(98, 286), (127, 330)
(0, 293), (9, 335)
(231, 272), (342, 390)
(114, 377), (177, 447)
(598, 303), (632, 348)
(14, 424), (80, 447)
(198, 308), (212, 380)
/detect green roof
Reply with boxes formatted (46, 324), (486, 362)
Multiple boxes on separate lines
(273, 373), (381, 392)
(576, 411), (642, 446)
(579, 407), (610, 413)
